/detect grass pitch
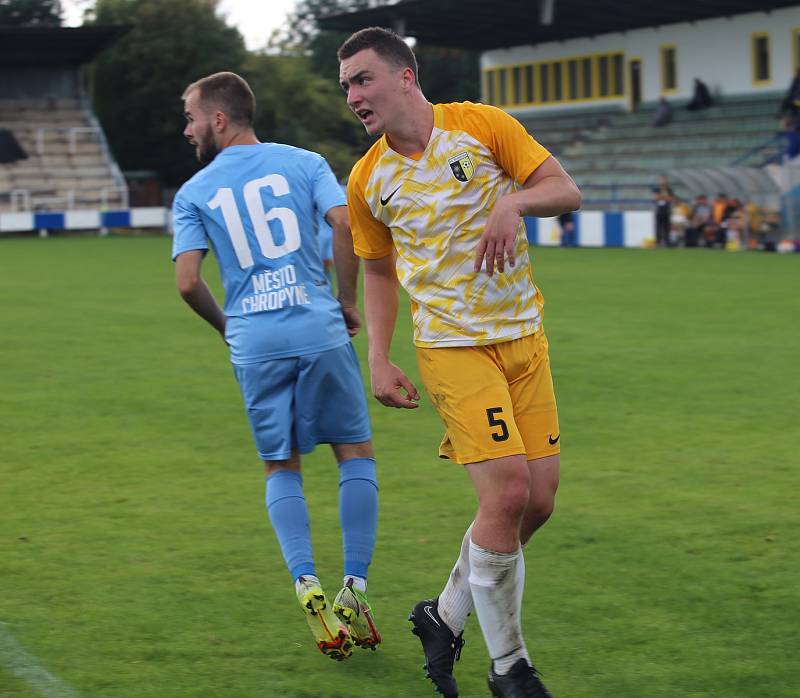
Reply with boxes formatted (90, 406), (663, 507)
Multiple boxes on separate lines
(0, 236), (798, 697)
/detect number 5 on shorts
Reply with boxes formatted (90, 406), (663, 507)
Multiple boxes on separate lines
(486, 407), (509, 442)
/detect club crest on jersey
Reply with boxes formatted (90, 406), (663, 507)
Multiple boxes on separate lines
(448, 151), (474, 182)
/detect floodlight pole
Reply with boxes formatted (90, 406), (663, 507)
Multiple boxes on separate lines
(540, 0), (555, 25)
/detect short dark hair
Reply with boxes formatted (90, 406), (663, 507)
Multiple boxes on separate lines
(337, 27), (419, 86)
(182, 71), (255, 127)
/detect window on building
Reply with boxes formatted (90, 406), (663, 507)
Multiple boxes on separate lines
(482, 50), (625, 106)
(612, 54), (624, 95)
(485, 70), (495, 104)
(598, 55), (610, 97)
(567, 59), (579, 100)
(581, 57), (593, 98)
(525, 64), (536, 103)
(661, 45), (677, 92)
(512, 66), (523, 104)
(553, 62), (563, 101)
(539, 63), (550, 103)
(752, 34), (770, 83)
(497, 68), (508, 104)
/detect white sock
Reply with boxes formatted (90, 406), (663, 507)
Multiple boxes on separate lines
(468, 541), (530, 674)
(438, 522), (475, 635)
(343, 575), (367, 592)
(515, 546), (526, 615)
(294, 574), (321, 595)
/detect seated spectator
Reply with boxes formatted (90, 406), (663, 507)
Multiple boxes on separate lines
(712, 193), (729, 227)
(686, 194), (713, 247)
(652, 97), (672, 127)
(717, 197), (742, 248)
(686, 78), (713, 111)
(725, 201), (748, 250)
(670, 198), (691, 246)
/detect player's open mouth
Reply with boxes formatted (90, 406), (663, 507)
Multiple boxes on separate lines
(356, 109), (373, 122)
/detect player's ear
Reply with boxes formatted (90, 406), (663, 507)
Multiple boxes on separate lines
(401, 67), (416, 92)
(213, 110), (227, 133)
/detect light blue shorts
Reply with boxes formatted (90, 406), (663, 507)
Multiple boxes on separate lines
(233, 342), (371, 461)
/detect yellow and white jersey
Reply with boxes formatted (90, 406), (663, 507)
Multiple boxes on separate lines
(347, 101), (550, 348)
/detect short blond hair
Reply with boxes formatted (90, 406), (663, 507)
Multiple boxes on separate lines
(182, 71), (255, 126)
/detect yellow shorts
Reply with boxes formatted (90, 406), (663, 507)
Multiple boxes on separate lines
(415, 331), (560, 465)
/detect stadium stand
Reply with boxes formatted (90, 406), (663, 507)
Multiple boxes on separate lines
(0, 24), (157, 232)
(518, 92), (784, 210)
(0, 95), (127, 213)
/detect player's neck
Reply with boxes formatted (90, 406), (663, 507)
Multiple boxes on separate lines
(220, 128), (260, 152)
(385, 99), (433, 158)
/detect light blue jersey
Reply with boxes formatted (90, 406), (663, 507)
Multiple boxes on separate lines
(172, 143), (348, 364)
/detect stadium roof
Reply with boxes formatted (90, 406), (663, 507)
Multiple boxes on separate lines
(319, 0), (800, 50)
(0, 25), (131, 67)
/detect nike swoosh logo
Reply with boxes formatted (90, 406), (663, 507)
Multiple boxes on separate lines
(380, 185), (401, 206)
(548, 434), (560, 445)
(423, 605), (440, 627)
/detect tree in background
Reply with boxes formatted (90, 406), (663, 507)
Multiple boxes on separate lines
(0, 0), (62, 25)
(89, 0), (368, 187)
(86, 0), (478, 190)
(90, 0), (247, 187)
(277, 0), (480, 104)
(244, 52), (369, 180)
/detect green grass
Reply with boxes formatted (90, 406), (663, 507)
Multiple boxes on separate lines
(0, 236), (798, 697)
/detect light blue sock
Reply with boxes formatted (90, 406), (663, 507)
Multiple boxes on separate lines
(338, 458), (378, 579)
(265, 470), (315, 581)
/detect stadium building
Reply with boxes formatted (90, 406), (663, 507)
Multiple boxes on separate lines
(322, 0), (800, 248)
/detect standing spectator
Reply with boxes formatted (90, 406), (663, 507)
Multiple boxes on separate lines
(652, 97), (672, 127)
(779, 115), (800, 161)
(558, 210), (576, 247)
(652, 176), (673, 247)
(686, 194), (713, 247)
(686, 78), (713, 111)
(779, 67), (800, 118)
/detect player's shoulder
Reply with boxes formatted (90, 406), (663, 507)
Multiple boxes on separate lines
(438, 100), (519, 131)
(174, 170), (206, 206)
(349, 139), (385, 190)
(264, 141), (327, 167)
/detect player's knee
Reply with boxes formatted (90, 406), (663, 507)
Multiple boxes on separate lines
(530, 492), (556, 526)
(332, 441), (374, 462)
(491, 471), (532, 521)
(520, 491), (556, 543)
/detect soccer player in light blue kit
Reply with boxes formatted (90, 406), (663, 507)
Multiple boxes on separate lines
(172, 72), (380, 661)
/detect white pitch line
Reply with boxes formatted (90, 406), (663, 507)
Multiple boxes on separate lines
(0, 622), (78, 698)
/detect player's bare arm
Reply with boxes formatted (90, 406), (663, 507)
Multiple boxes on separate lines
(474, 156), (581, 275)
(363, 255), (420, 409)
(327, 205), (361, 337)
(175, 250), (227, 340)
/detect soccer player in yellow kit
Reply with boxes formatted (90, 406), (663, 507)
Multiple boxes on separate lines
(338, 28), (580, 698)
